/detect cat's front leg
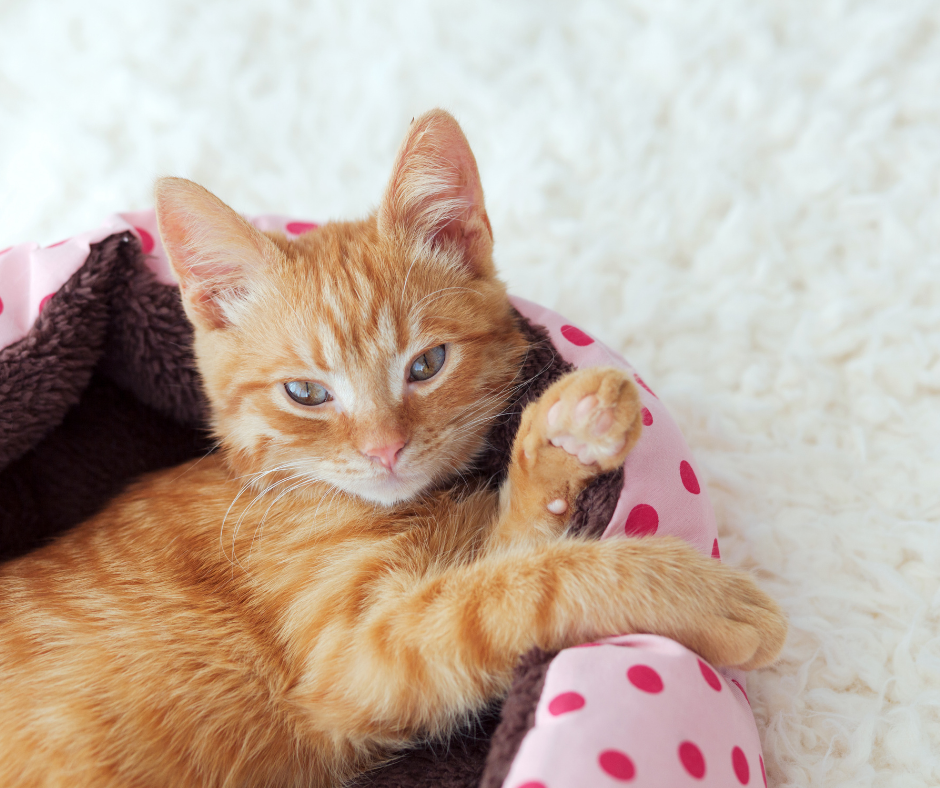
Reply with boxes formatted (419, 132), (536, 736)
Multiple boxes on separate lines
(492, 366), (642, 549)
(292, 533), (786, 750)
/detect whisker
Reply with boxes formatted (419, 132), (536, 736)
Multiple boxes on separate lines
(246, 475), (322, 566)
(223, 460), (328, 568)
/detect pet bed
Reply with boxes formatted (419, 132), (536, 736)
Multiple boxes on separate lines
(0, 212), (766, 788)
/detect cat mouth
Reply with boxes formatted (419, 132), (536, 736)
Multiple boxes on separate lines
(358, 466), (428, 505)
(371, 467), (409, 489)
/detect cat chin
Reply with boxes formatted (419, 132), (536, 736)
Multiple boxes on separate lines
(342, 473), (430, 507)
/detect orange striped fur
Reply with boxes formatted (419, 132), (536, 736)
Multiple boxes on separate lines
(0, 110), (786, 787)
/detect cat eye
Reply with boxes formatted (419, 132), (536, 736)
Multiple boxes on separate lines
(284, 380), (332, 406)
(408, 345), (446, 382)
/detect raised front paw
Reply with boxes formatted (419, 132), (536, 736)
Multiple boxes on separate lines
(520, 366), (643, 475)
(496, 368), (644, 531)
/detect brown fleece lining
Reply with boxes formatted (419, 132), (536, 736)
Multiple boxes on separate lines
(0, 233), (626, 786)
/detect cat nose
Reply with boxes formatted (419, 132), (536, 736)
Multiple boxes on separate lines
(363, 439), (407, 471)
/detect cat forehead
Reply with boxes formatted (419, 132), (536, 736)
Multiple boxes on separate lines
(252, 221), (481, 372)
(258, 285), (421, 377)
(279, 220), (469, 302)
(300, 304), (406, 373)
(278, 219), (388, 276)
(277, 245), (462, 324)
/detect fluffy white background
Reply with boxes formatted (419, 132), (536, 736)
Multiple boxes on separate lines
(1, 1), (938, 785)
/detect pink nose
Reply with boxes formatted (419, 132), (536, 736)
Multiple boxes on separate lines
(363, 440), (406, 471)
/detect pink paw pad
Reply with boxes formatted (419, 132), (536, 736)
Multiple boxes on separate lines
(547, 395), (625, 466)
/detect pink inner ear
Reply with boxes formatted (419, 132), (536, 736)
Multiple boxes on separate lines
(155, 177), (269, 329)
(427, 175), (484, 246)
(380, 110), (493, 274)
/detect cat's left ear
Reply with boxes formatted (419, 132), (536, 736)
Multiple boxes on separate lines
(377, 109), (495, 278)
(155, 177), (276, 330)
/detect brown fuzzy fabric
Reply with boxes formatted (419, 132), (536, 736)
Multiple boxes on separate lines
(0, 234), (124, 473)
(350, 706), (502, 788)
(0, 234), (211, 560)
(0, 234), (626, 785)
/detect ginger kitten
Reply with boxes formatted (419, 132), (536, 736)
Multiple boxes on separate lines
(0, 110), (786, 787)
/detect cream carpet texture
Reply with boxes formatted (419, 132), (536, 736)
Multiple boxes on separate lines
(1, 2), (937, 786)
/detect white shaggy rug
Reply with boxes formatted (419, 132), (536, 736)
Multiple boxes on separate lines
(1, 1), (938, 785)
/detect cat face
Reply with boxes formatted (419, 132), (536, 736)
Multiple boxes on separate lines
(156, 111), (527, 505)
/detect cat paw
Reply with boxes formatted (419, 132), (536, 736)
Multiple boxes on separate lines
(495, 368), (644, 542)
(499, 368), (643, 526)
(526, 367), (643, 474)
(686, 570), (788, 671)
(615, 537), (789, 670)
(575, 537), (789, 670)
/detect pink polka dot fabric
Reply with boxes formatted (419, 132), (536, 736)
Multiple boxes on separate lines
(507, 298), (760, 788)
(0, 210), (319, 352)
(502, 636), (760, 788)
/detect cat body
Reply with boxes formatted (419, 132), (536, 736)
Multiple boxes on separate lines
(1, 460), (502, 785)
(0, 111), (786, 787)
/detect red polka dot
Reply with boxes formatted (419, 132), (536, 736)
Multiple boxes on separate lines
(624, 504), (658, 537)
(678, 741), (706, 779)
(627, 664), (663, 693)
(732, 747), (750, 784)
(760, 756), (767, 787)
(711, 539), (721, 560)
(39, 294), (54, 314)
(547, 691), (585, 715)
(634, 374), (657, 398)
(598, 750), (635, 781)
(560, 324), (594, 346)
(731, 679), (749, 704)
(0, 296), (3, 316)
(286, 221), (319, 235)
(516, 782), (547, 788)
(47, 239), (68, 248)
(134, 227), (155, 254)
(680, 461), (701, 494)
(698, 659), (722, 692)
(641, 407), (653, 426)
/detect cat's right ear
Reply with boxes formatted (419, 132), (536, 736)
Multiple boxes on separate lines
(377, 109), (495, 278)
(155, 177), (273, 330)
